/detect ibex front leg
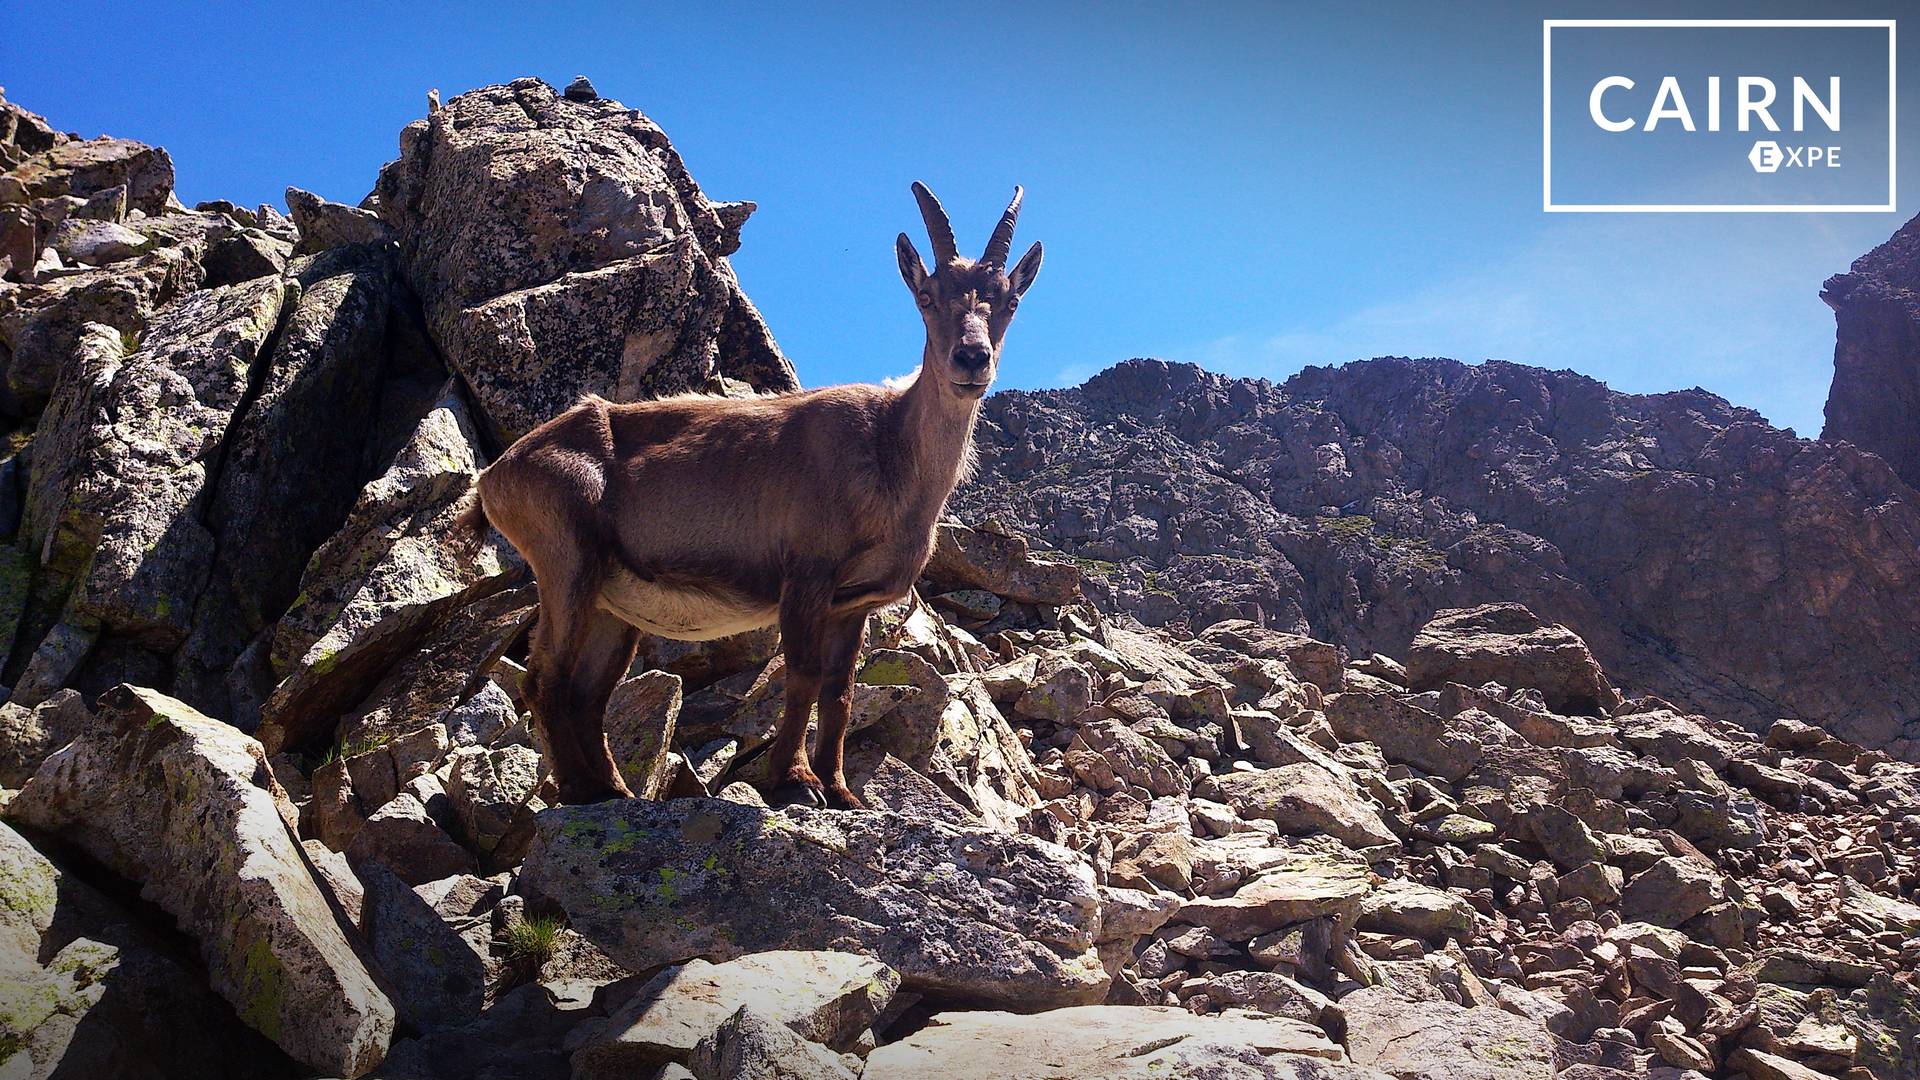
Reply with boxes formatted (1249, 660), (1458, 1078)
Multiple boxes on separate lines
(810, 613), (869, 810)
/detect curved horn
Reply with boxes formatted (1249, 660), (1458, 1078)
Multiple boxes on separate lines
(911, 181), (958, 266)
(981, 185), (1024, 268)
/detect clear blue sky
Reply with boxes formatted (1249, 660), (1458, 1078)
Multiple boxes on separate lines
(8, 0), (1917, 435)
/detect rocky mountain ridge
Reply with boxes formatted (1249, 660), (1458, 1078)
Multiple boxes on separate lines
(953, 355), (1920, 759)
(0, 77), (1915, 1080)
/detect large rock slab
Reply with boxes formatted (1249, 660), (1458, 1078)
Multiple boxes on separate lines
(1357, 879), (1476, 940)
(1406, 604), (1621, 716)
(519, 798), (1109, 1009)
(1324, 690), (1492, 781)
(4, 135), (174, 215)
(268, 383), (507, 683)
(1620, 855), (1726, 928)
(687, 1006), (859, 1080)
(1174, 855), (1375, 941)
(285, 186), (392, 253)
(7, 685), (394, 1076)
(1341, 986), (1560, 1079)
(1216, 762), (1399, 849)
(354, 859), (488, 1033)
(574, 950), (896, 1074)
(921, 520), (1082, 605)
(861, 1005), (1350, 1079)
(374, 77), (796, 442)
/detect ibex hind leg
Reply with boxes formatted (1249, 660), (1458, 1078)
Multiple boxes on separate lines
(559, 609), (642, 802)
(765, 575), (833, 809)
(526, 562), (640, 805)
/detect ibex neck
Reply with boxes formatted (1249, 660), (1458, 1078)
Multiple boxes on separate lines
(893, 363), (981, 503)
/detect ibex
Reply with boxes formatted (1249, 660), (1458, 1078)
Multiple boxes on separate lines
(464, 183), (1042, 807)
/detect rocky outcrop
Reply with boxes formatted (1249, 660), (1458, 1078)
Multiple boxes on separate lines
(0, 688), (87, 785)
(1340, 987), (1562, 1079)
(3, 133), (171, 218)
(1822, 211), (1920, 488)
(284, 187), (391, 254)
(922, 519), (1082, 605)
(264, 384), (505, 690)
(173, 243), (418, 720)
(19, 276), (289, 685)
(372, 77), (797, 443)
(955, 356), (1920, 758)
(3, 75), (798, 761)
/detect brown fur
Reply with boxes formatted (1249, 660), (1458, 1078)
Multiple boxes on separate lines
(472, 184), (1041, 806)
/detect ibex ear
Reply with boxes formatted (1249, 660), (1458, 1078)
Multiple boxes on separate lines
(1009, 241), (1043, 298)
(896, 233), (927, 292)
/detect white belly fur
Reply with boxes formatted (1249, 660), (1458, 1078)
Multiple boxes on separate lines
(597, 572), (778, 641)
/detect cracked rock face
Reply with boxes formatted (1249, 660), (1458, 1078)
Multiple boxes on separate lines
(173, 243), (412, 721)
(13, 276), (291, 703)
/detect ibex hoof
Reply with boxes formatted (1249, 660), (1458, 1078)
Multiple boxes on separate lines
(769, 780), (828, 810)
(824, 783), (867, 811)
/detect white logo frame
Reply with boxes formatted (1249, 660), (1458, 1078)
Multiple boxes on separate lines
(1543, 19), (1897, 213)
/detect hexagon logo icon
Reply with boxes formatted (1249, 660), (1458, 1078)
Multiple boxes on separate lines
(1747, 140), (1784, 174)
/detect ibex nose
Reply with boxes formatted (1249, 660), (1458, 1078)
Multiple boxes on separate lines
(952, 346), (991, 373)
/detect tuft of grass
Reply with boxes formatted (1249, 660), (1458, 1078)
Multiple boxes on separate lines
(1317, 514), (1377, 538)
(301, 731), (397, 776)
(339, 733), (393, 759)
(501, 915), (564, 966)
(1068, 554), (1119, 576)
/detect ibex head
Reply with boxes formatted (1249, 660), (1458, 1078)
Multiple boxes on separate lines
(895, 182), (1043, 400)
